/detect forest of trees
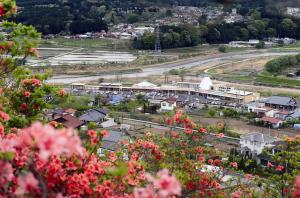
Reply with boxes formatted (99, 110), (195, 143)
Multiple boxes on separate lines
(133, 11), (300, 50)
(12, 0), (300, 47)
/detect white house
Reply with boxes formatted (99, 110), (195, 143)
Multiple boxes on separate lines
(240, 132), (277, 155)
(160, 98), (177, 112)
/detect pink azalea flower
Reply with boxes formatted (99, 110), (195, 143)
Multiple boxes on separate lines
(101, 130), (109, 137)
(216, 133), (225, 138)
(0, 111), (10, 121)
(231, 190), (243, 198)
(185, 127), (192, 134)
(16, 173), (39, 196)
(0, 122), (4, 137)
(19, 122), (84, 161)
(134, 185), (156, 198)
(267, 162), (274, 168)
(24, 91), (30, 98)
(276, 165), (284, 172)
(199, 128), (207, 133)
(230, 162), (238, 168)
(154, 169), (181, 197)
(0, 161), (14, 184)
(293, 176), (300, 197)
(166, 117), (172, 125)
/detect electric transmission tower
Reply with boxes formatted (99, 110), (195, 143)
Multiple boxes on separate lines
(154, 25), (161, 55)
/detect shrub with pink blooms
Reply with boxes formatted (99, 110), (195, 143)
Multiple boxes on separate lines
(0, 1), (300, 198)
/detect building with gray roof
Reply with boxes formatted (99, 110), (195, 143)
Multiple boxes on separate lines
(265, 96), (298, 111)
(79, 108), (108, 124)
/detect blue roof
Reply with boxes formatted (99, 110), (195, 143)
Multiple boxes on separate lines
(109, 95), (123, 105)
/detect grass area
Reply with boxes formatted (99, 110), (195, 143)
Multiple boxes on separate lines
(256, 74), (300, 88)
(280, 41), (300, 49)
(40, 38), (133, 50)
(259, 90), (300, 99)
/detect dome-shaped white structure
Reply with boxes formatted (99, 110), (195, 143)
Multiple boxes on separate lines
(133, 81), (157, 88)
(200, 77), (213, 91)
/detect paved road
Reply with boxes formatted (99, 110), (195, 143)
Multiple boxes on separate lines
(47, 50), (299, 84)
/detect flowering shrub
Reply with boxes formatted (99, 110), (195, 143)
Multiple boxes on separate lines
(0, 1), (299, 197)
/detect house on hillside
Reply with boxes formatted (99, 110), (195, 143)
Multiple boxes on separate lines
(260, 116), (283, 129)
(53, 114), (84, 129)
(45, 108), (77, 121)
(160, 97), (177, 112)
(264, 96), (298, 111)
(97, 130), (130, 157)
(79, 108), (108, 125)
(240, 132), (277, 157)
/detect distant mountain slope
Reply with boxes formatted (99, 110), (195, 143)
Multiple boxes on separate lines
(12, 0), (299, 35)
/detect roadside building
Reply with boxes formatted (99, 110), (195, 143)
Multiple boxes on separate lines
(264, 96), (298, 111)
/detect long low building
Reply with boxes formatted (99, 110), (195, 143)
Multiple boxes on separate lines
(71, 82), (260, 104)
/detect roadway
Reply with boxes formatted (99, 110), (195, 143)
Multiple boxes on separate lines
(46, 49), (300, 84)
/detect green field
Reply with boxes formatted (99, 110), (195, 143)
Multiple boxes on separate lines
(256, 75), (300, 88)
(40, 38), (133, 50)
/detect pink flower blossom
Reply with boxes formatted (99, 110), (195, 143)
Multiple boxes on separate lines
(20, 103), (28, 111)
(88, 130), (97, 138)
(140, 169), (181, 198)
(19, 122), (84, 160)
(154, 169), (181, 197)
(229, 162), (238, 168)
(0, 161), (14, 184)
(231, 190), (243, 198)
(16, 173), (39, 196)
(101, 130), (109, 137)
(185, 127), (192, 134)
(245, 174), (254, 180)
(199, 128), (207, 133)
(24, 91), (30, 98)
(166, 117), (172, 125)
(267, 162), (274, 168)
(134, 185), (155, 198)
(58, 89), (67, 97)
(216, 133), (225, 138)
(276, 165), (284, 172)
(0, 111), (10, 121)
(293, 176), (300, 198)
(0, 122), (4, 137)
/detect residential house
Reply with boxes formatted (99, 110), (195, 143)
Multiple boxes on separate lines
(260, 116), (283, 129)
(240, 132), (277, 157)
(79, 108), (108, 125)
(287, 110), (300, 120)
(160, 97), (177, 112)
(274, 110), (290, 120)
(45, 108), (77, 121)
(53, 114), (84, 129)
(264, 96), (298, 111)
(97, 130), (130, 157)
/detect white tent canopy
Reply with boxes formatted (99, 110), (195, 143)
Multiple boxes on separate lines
(133, 81), (157, 88)
(200, 77), (213, 91)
